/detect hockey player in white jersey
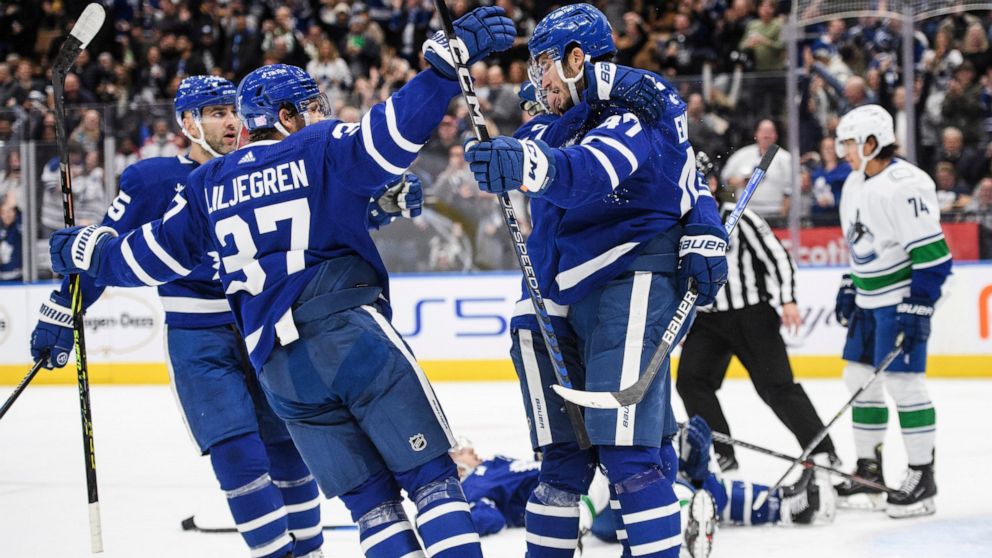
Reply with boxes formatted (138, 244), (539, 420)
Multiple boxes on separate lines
(833, 104), (951, 518)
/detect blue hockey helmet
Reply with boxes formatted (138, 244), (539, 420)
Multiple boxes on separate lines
(174, 75), (237, 121)
(174, 75), (237, 158)
(528, 4), (615, 64)
(237, 64), (329, 136)
(528, 4), (615, 109)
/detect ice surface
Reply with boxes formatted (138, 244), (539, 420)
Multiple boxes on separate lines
(1, 379), (990, 557)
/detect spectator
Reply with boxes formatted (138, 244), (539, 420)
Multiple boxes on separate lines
(0, 194), (21, 282)
(686, 93), (729, 163)
(740, 0), (784, 72)
(13, 60), (40, 97)
(0, 149), (21, 207)
(387, 0), (432, 68)
(661, 13), (706, 76)
(966, 177), (992, 258)
(0, 63), (21, 107)
(432, 143), (474, 205)
(429, 221), (473, 272)
(136, 46), (169, 102)
(481, 65), (520, 135)
(114, 137), (140, 177)
(70, 109), (103, 154)
(809, 136), (851, 224)
(40, 146), (104, 234)
(941, 61), (983, 144)
(936, 126), (984, 187)
(222, 12), (261, 82)
(416, 114), (462, 180)
(961, 23), (991, 76)
(934, 161), (972, 213)
(308, 38), (353, 106)
(720, 119), (794, 224)
(342, 12), (384, 78)
(262, 6), (307, 67)
(712, 0), (751, 73)
(140, 118), (181, 159)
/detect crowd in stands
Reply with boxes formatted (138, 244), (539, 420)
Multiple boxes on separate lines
(1, 0), (992, 280)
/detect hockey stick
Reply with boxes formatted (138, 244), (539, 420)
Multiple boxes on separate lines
(553, 145), (780, 409)
(753, 335), (904, 510)
(52, 3), (107, 553)
(0, 360), (45, 421)
(706, 429), (896, 494)
(432, 0), (590, 449)
(180, 515), (357, 534)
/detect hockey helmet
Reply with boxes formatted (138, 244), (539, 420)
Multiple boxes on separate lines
(528, 4), (616, 107)
(174, 75), (237, 157)
(834, 104), (896, 164)
(237, 64), (329, 137)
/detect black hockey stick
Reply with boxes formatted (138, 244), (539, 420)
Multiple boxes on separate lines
(553, 145), (780, 409)
(706, 428), (897, 494)
(180, 515), (357, 534)
(52, 3), (107, 553)
(0, 360), (45, 421)
(432, 0), (590, 449)
(754, 335), (904, 510)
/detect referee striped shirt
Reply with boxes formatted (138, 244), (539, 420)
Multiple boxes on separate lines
(704, 202), (797, 312)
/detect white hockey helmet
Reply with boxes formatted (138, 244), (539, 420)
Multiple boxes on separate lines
(834, 104), (896, 163)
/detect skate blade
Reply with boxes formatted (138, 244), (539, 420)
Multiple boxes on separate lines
(886, 497), (936, 518)
(837, 492), (887, 511)
(685, 491), (717, 558)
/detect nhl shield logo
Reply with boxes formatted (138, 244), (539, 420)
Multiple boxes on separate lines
(409, 433), (427, 452)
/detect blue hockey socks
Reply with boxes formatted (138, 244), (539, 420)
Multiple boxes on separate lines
(600, 446), (682, 558)
(525, 483), (581, 557)
(607, 484), (633, 557)
(725, 480), (779, 525)
(341, 471), (422, 558)
(268, 440), (323, 556)
(210, 434), (292, 558)
(397, 455), (482, 558)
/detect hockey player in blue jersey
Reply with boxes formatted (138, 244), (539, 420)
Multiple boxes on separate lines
(47, 7), (516, 557)
(465, 5), (729, 557)
(30, 76), (329, 558)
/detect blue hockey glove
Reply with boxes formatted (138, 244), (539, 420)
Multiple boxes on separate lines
(464, 136), (557, 196)
(423, 6), (516, 80)
(678, 224), (729, 306)
(584, 62), (667, 122)
(49, 225), (117, 276)
(834, 274), (856, 327)
(30, 292), (75, 369)
(368, 174), (423, 229)
(894, 296), (934, 353)
(679, 416), (713, 483)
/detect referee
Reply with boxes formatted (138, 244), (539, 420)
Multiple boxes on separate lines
(676, 153), (836, 471)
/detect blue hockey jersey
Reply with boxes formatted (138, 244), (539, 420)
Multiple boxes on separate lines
(531, 77), (721, 304)
(57, 156), (233, 328)
(89, 70), (460, 370)
(461, 456), (541, 536)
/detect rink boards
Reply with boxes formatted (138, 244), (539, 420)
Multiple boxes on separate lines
(1, 263), (990, 384)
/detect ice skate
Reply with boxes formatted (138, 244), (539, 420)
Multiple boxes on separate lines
(684, 489), (717, 558)
(836, 444), (887, 510)
(887, 460), (937, 518)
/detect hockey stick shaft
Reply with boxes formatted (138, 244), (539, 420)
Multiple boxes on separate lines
(553, 145), (780, 409)
(52, 4), (107, 553)
(432, 0), (590, 449)
(754, 336), (904, 510)
(181, 515), (357, 534)
(0, 360), (45, 421)
(707, 429), (896, 494)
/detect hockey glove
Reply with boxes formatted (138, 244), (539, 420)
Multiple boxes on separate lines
(679, 416), (713, 483)
(678, 224), (729, 307)
(368, 174), (423, 229)
(834, 274), (856, 327)
(49, 225), (117, 276)
(464, 136), (557, 196)
(30, 291), (75, 369)
(583, 62), (667, 122)
(894, 296), (934, 353)
(423, 6), (516, 80)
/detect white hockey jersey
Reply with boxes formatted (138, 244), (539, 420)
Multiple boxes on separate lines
(838, 159), (951, 309)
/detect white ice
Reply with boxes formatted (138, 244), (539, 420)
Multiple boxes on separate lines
(1, 379), (990, 557)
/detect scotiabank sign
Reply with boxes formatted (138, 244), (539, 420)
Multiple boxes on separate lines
(773, 223), (980, 266)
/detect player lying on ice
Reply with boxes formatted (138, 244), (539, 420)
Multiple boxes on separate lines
(47, 7), (517, 557)
(448, 417), (835, 558)
(466, 4), (729, 558)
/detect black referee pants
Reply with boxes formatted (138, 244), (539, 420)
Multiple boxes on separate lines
(676, 303), (835, 459)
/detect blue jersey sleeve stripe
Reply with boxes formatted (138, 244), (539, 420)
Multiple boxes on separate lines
(385, 98), (424, 153)
(579, 145), (619, 189)
(582, 135), (639, 174)
(361, 108), (409, 175)
(162, 193), (187, 223)
(142, 222), (193, 276)
(120, 232), (165, 286)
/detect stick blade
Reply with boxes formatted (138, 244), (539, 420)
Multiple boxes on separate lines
(70, 4), (106, 48)
(552, 384), (624, 409)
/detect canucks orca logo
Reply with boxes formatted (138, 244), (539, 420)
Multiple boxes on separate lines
(846, 209), (877, 264)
